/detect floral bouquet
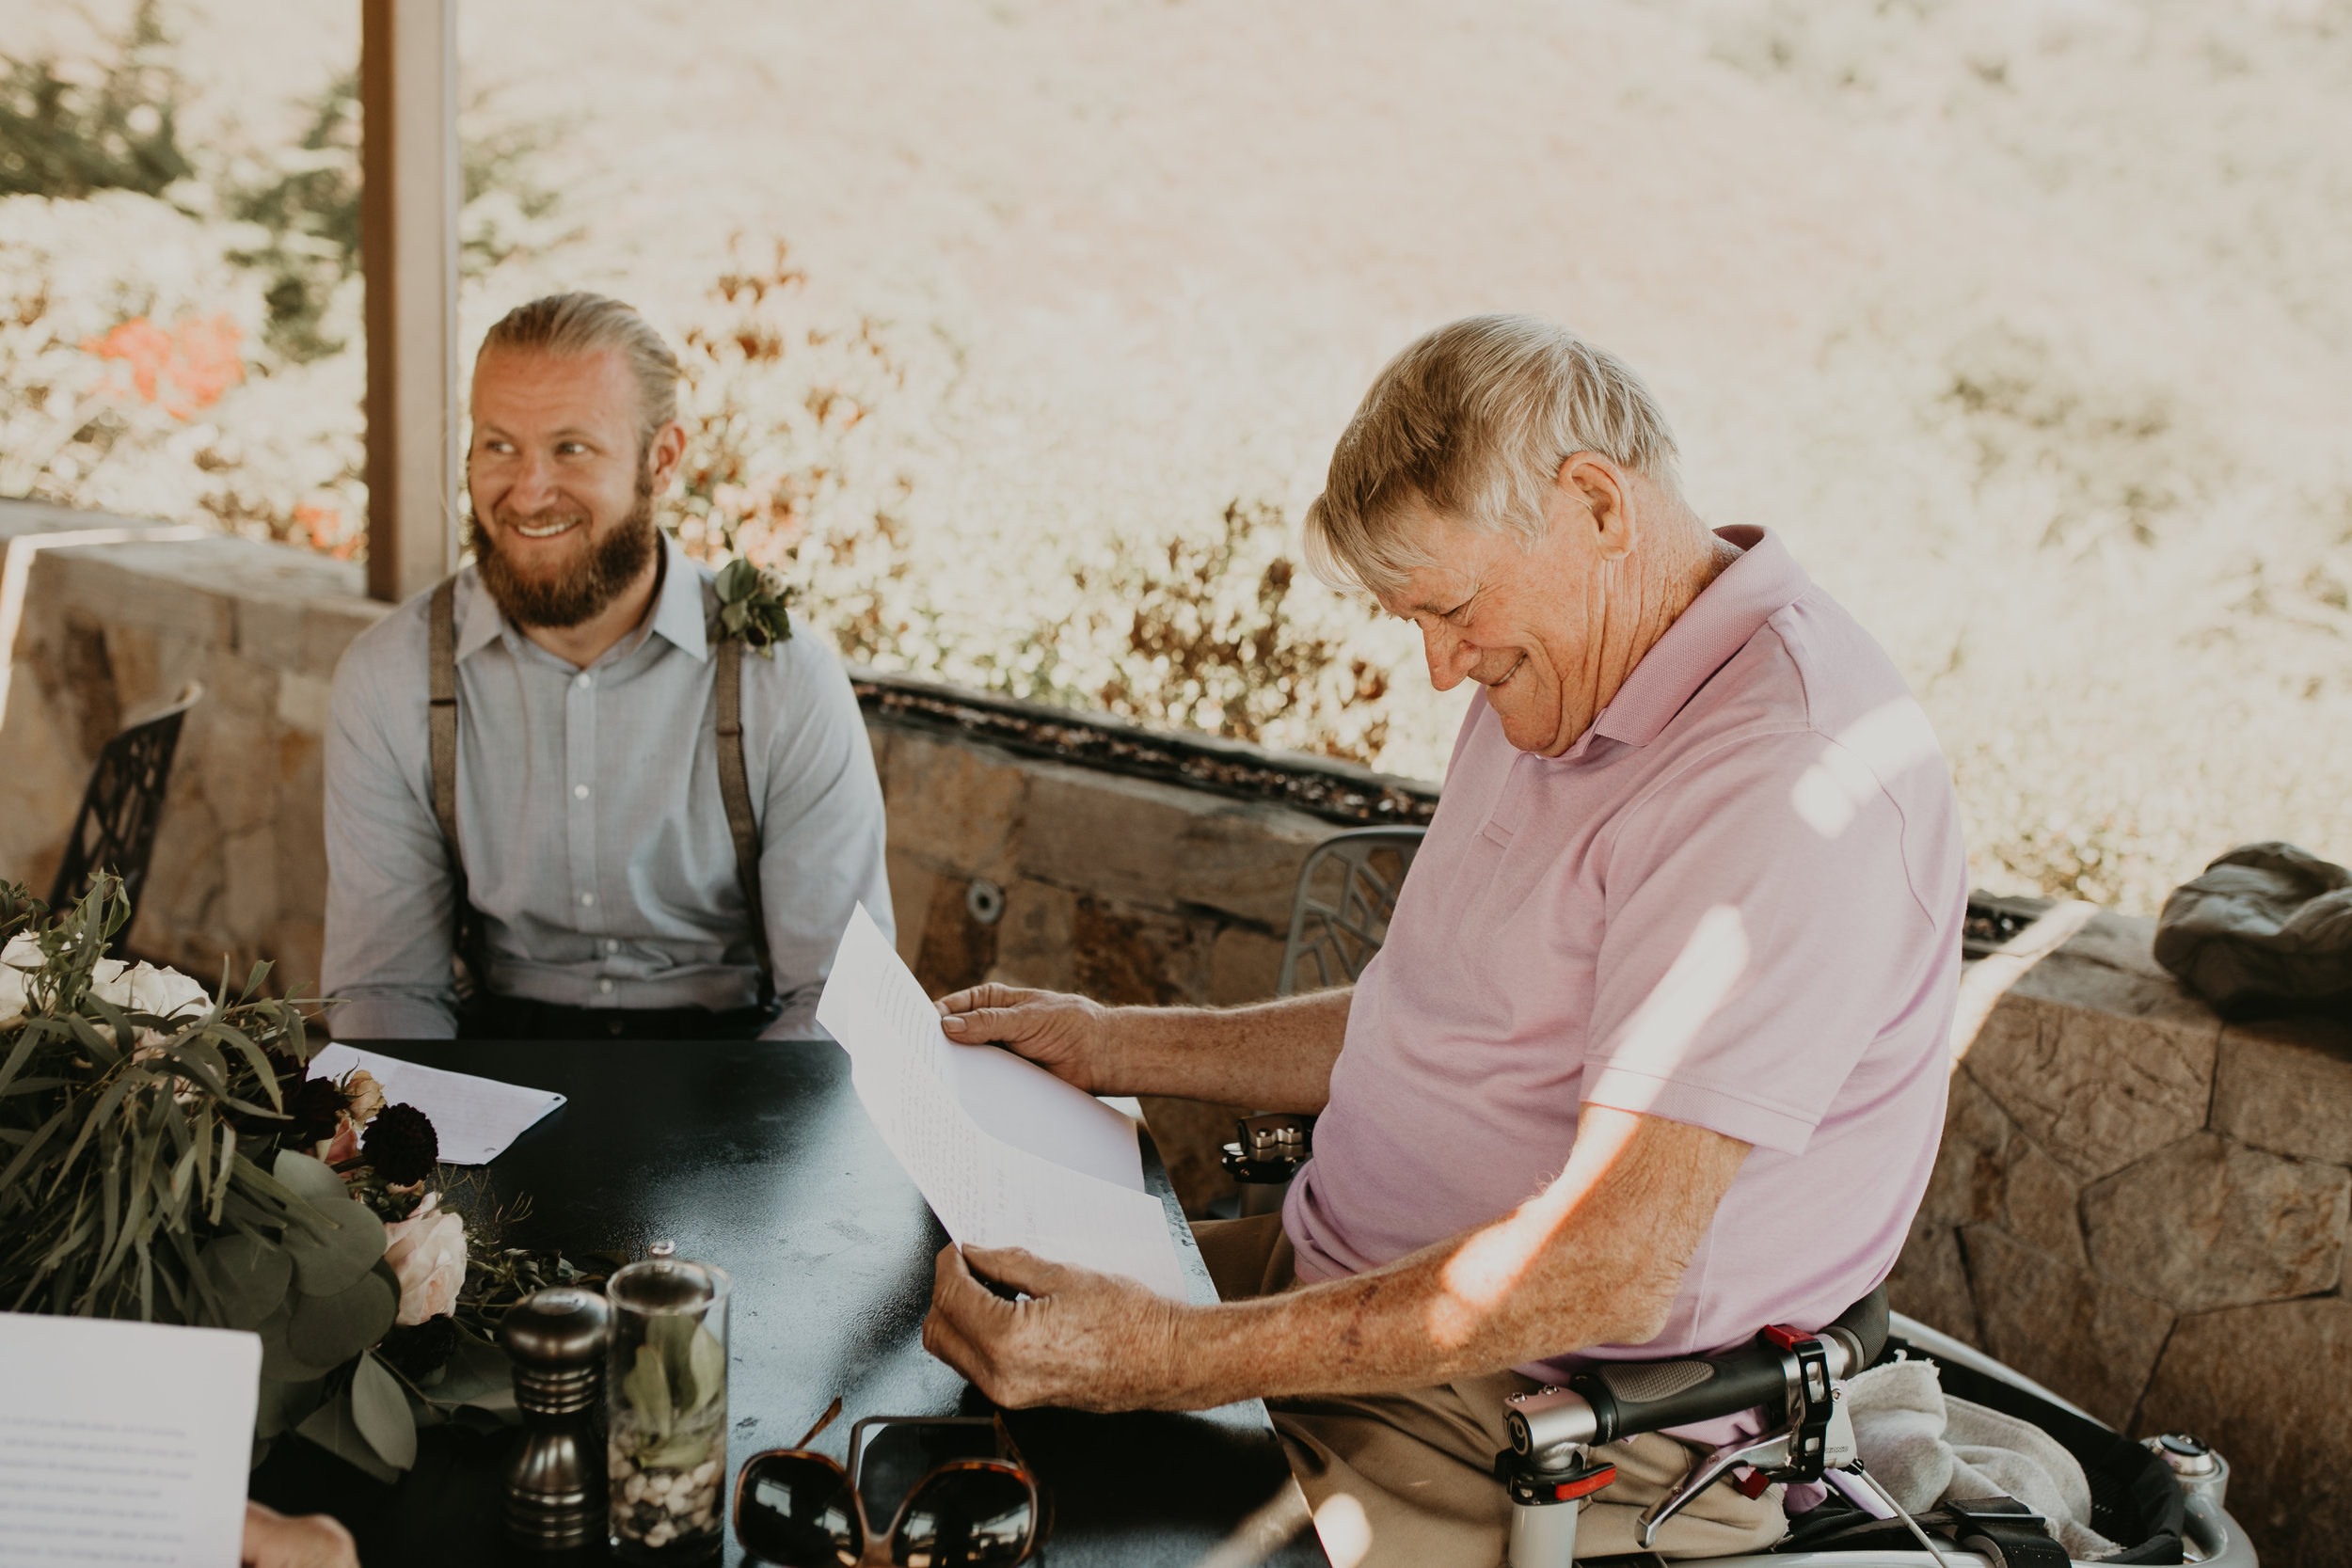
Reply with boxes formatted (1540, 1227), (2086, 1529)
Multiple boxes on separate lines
(0, 878), (583, 1482)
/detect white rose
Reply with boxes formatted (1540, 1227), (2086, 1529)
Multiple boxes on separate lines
(124, 962), (212, 1019)
(382, 1193), (468, 1325)
(0, 931), (37, 1024)
(85, 958), (133, 1009)
(87, 958), (210, 1020)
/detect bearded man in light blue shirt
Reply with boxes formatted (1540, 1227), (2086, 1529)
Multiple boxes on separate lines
(322, 293), (892, 1041)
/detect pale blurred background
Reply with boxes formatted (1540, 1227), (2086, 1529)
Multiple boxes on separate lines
(8, 0), (2350, 912)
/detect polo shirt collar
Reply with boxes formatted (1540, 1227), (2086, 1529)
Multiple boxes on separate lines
(454, 530), (709, 664)
(1589, 525), (1809, 748)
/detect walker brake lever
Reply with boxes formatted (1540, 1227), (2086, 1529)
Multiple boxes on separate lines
(1634, 1428), (1791, 1549)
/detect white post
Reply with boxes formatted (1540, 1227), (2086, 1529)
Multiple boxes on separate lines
(360, 0), (461, 605)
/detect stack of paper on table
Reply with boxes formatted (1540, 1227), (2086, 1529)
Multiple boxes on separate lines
(0, 1314), (259, 1567)
(308, 1043), (566, 1164)
(817, 904), (1188, 1300)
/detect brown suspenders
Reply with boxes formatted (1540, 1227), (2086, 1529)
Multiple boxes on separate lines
(709, 634), (777, 999)
(425, 575), (775, 1006)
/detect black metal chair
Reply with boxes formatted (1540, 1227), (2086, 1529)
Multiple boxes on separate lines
(1276, 826), (1428, 996)
(48, 683), (202, 942)
(1220, 826), (1428, 1216)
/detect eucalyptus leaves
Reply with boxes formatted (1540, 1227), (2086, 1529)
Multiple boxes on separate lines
(712, 556), (797, 656)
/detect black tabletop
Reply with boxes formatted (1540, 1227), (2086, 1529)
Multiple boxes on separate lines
(249, 1038), (1327, 1568)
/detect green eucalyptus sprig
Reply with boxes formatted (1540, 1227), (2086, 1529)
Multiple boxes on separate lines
(712, 556), (797, 657)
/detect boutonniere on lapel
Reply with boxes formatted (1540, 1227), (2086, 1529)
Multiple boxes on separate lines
(712, 558), (797, 657)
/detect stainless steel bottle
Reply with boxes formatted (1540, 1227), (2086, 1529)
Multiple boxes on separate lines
(501, 1286), (614, 1550)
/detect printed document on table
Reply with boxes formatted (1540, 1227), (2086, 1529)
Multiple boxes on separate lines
(817, 904), (1185, 1298)
(0, 1314), (259, 1567)
(308, 1042), (565, 1164)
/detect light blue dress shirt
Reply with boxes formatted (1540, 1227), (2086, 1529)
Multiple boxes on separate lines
(321, 532), (893, 1038)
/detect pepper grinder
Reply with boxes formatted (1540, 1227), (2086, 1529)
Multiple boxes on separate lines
(501, 1285), (613, 1551)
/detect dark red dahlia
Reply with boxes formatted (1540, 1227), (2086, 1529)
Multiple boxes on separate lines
(362, 1102), (439, 1184)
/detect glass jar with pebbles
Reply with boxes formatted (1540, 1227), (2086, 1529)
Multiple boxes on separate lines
(607, 1244), (731, 1562)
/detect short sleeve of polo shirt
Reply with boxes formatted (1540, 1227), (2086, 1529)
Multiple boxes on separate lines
(1579, 727), (1941, 1156)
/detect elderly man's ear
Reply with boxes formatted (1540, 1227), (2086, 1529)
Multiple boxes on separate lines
(1549, 452), (1640, 562)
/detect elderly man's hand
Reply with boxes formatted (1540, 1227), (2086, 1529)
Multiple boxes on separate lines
(935, 984), (1115, 1093)
(243, 1501), (357, 1568)
(921, 1243), (1183, 1411)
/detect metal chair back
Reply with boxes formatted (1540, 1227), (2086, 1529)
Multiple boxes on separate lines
(48, 684), (203, 940)
(1277, 827), (1427, 996)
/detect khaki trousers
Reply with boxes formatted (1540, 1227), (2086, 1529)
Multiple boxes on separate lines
(1194, 1214), (1787, 1568)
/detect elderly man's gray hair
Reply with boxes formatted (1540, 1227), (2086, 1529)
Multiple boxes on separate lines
(1303, 314), (1682, 596)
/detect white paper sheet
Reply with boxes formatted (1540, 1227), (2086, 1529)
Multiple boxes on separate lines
(0, 1315), (260, 1568)
(307, 1043), (566, 1164)
(817, 905), (1186, 1298)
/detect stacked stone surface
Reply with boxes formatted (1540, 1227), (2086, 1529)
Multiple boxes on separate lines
(1894, 907), (2352, 1566)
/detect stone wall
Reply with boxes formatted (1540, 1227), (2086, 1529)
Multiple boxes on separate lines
(0, 501), (386, 992)
(1892, 911), (2352, 1566)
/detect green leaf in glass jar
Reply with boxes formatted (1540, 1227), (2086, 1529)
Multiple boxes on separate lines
(623, 1342), (674, 1436)
(686, 1323), (725, 1415)
(647, 1313), (698, 1403)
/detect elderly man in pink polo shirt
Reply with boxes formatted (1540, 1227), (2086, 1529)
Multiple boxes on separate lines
(924, 314), (1966, 1564)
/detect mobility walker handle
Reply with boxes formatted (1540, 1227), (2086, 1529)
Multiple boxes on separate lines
(1507, 1284), (1888, 1454)
(1498, 1286), (1890, 1568)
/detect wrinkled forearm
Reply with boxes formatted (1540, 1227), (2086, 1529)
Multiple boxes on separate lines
(1137, 1107), (1751, 1410)
(1093, 987), (1351, 1111)
(1146, 1230), (1663, 1410)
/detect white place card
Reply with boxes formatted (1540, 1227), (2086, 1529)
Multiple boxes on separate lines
(309, 1043), (566, 1164)
(0, 1313), (261, 1567)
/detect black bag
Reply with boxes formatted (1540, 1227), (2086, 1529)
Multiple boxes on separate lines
(2153, 841), (2352, 1018)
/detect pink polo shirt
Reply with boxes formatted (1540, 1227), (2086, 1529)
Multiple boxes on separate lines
(1284, 526), (1964, 1372)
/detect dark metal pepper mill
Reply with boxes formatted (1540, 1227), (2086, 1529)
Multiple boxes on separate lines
(501, 1285), (613, 1551)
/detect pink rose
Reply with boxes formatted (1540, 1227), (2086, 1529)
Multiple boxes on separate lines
(382, 1193), (467, 1325)
(317, 1118), (361, 1166)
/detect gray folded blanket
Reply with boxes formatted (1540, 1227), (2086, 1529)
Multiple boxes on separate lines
(1845, 1357), (2120, 1560)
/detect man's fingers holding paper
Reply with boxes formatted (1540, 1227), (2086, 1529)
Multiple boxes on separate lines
(923, 1243), (1178, 1412)
(935, 987), (1109, 1091)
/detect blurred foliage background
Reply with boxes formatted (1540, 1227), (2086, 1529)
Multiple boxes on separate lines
(5, 0), (2351, 911)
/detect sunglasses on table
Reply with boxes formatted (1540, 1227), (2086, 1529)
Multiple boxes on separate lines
(735, 1400), (1043, 1567)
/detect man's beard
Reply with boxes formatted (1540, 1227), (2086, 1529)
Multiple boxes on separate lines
(471, 473), (660, 630)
